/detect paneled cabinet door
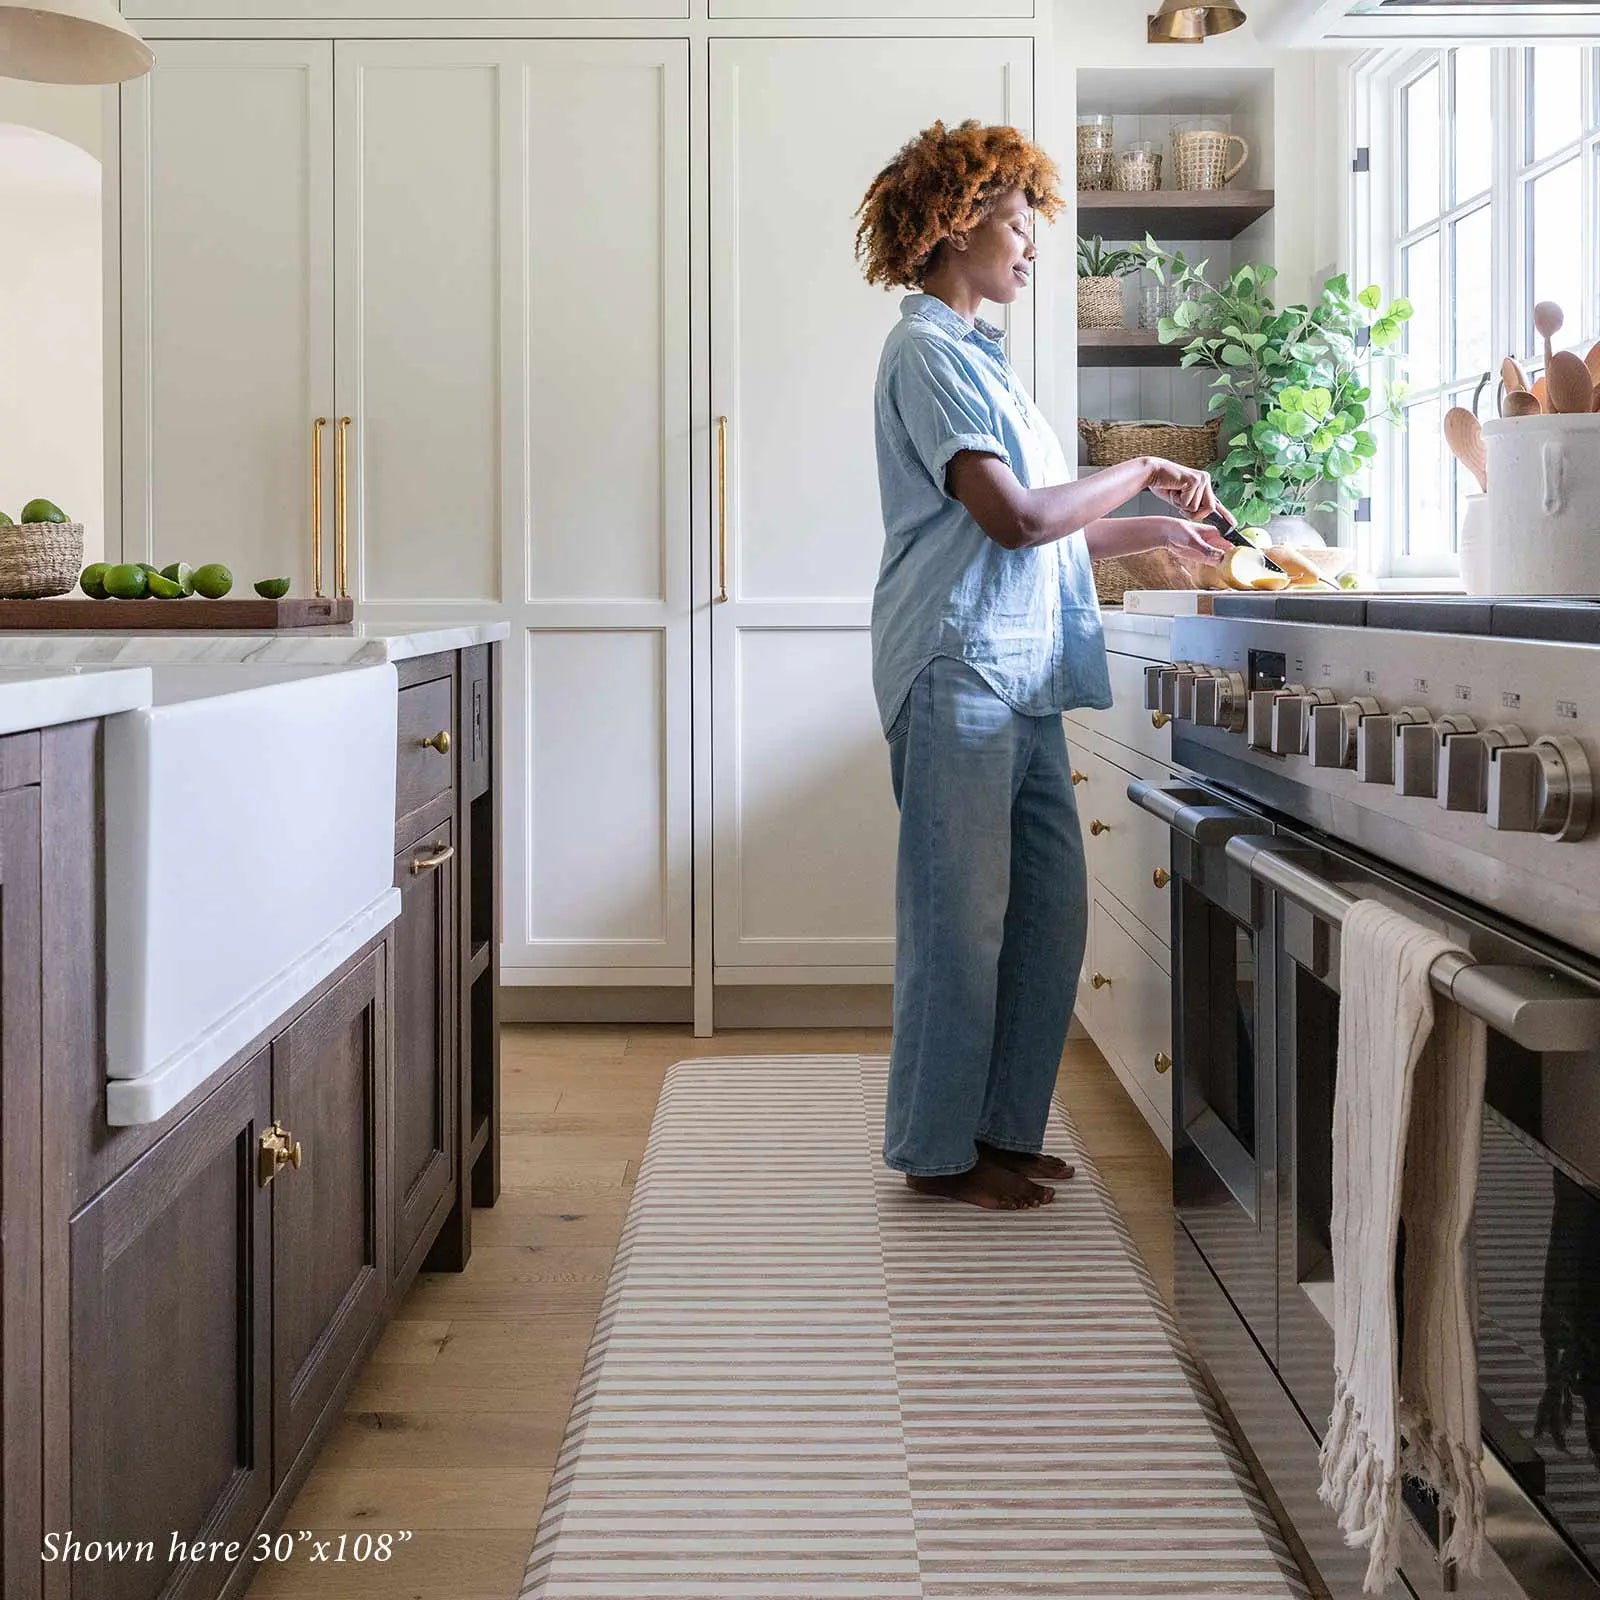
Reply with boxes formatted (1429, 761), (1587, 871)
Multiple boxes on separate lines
(391, 820), (457, 1282)
(0, 787), (42, 1600)
(68, 1053), (273, 1600)
(335, 40), (691, 984)
(270, 951), (387, 1480)
(710, 38), (1033, 976)
(119, 40), (334, 588)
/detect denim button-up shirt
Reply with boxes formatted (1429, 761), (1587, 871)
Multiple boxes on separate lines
(870, 292), (1112, 736)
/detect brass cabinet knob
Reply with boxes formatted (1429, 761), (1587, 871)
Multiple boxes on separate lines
(1152, 866), (1171, 888)
(258, 1121), (303, 1187)
(1089, 971), (1111, 990)
(410, 843), (456, 876)
(421, 729), (451, 755)
(1154, 1051), (1173, 1074)
(1152, 711), (1172, 729)
(1071, 769), (1088, 785)
(1089, 818), (1110, 836)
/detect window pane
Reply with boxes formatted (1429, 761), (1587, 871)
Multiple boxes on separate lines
(1452, 205), (1492, 380)
(1452, 49), (1493, 202)
(1403, 397), (1444, 560)
(1406, 66), (1441, 229)
(1527, 157), (1583, 351)
(1404, 231), (1441, 389)
(1528, 47), (1584, 162)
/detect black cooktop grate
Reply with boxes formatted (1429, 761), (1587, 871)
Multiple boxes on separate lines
(1205, 594), (1600, 643)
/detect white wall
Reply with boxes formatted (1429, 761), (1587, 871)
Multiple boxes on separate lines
(0, 122), (104, 563)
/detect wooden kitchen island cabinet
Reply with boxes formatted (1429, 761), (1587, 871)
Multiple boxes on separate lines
(0, 640), (501, 1600)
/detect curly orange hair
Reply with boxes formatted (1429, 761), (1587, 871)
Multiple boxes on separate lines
(854, 119), (1064, 289)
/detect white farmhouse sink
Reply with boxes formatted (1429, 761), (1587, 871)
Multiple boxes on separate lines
(100, 662), (400, 1124)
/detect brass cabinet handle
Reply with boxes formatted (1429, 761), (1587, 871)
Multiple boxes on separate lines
(420, 730), (451, 755)
(311, 417), (327, 597)
(1089, 971), (1110, 990)
(1154, 1051), (1173, 1074)
(410, 843), (455, 876)
(258, 1120), (303, 1187)
(1089, 818), (1110, 836)
(1152, 710), (1172, 729)
(1071, 769), (1088, 785)
(336, 416), (352, 599)
(715, 415), (729, 603)
(1153, 866), (1171, 888)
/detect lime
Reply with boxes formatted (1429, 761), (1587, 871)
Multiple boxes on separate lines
(102, 563), (149, 600)
(253, 577), (291, 599)
(136, 562), (161, 577)
(160, 561), (196, 596)
(79, 561), (111, 600)
(0, 512), (13, 527)
(192, 563), (233, 599)
(20, 498), (66, 525)
(145, 572), (186, 599)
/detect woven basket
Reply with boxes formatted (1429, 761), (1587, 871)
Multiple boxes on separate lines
(1077, 276), (1124, 330)
(1079, 417), (1220, 471)
(1093, 547), (1221, 605)
(1170, 130), (1249, 191)
(0, 520), (84, 599)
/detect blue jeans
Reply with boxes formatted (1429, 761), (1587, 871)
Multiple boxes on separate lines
(883, 655), (1088, 1176)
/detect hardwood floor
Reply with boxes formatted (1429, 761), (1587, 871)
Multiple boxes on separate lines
(247, 1025), (1173, 1599)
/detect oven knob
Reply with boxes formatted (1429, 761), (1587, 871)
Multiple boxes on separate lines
(1143, 663), (1164, 712)
(1396, 714), (1473, 798)
(1310, 696), (1381, 769)
(1156, 664), (1194, 717)
(1355, 706), (1426, 785)
(1173, 665), (1200, 720)
(1488, 735), (1594, 841)
(1195, 669), (1246, 733)
(1271, 688), (1336, 756)
(1438, 724), (1526, 813)
(1247, 683), (1303, 751)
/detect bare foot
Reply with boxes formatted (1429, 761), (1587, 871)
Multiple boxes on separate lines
(905, 1155), (1055, 1210)
(977, 1139), (1075, 1182)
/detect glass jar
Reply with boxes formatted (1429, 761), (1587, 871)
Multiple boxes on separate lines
(1113, 141), (1162, 193)
(1076, 114), (1114, 191)
(1138, 281), (1165, 329)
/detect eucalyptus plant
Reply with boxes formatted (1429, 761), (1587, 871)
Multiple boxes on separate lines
(1077, 235), (1144, 279)
(1138, 236), (1412, 527)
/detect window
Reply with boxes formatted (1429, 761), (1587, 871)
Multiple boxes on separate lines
(1353, 48), (1600, 581)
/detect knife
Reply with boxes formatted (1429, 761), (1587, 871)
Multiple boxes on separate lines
(1201, 508), (1287, 575)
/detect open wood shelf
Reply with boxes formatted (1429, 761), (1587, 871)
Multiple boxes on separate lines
(1077, 328), (1184, 368)
(1077, 188), (1274, 240)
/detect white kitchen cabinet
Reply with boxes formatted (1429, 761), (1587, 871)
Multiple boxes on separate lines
(708, 35), (1033, 979)
(334, 41), (693, 983)
(118, 38), (692, 983)
(119, 41), (334, 590)
(124, 0), (685, 17)
(1090, 893), (1173, 1150)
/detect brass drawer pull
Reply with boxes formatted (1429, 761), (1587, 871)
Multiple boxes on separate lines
(1152, 710), (1172, 729)
(411, 844), (455, 876)
(1089, 971), (1111, 990)
(1089, 818), (1110, 836)
(1153, 866), (1171, 888)
(420, 729), (451, 755)
(1154, 1051), (1172, 1074)
(311, 417), (327, 597)
(258, 1121), (303, 1187)
(1071, 768), (1088, 785)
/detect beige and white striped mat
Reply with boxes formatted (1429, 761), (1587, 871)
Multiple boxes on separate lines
(521, 1055), (1309, 1600)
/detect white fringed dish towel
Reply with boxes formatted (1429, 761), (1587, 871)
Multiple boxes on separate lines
(1317, 899), (1489, 1593)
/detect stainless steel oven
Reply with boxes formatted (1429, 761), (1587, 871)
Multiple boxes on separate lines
(1138, 767), (1600, 1598)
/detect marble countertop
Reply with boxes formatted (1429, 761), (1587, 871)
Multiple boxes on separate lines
(0, 617), (510, 669)
(0, 666), (153, 737)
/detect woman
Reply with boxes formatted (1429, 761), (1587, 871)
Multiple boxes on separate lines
(854, 120), (1229, 1212)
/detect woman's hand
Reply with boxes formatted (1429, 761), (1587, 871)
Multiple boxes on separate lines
(1081, 514), (1232, 565)
(1144, 457), (1223, 520)
(1157, 515), (1232, 564)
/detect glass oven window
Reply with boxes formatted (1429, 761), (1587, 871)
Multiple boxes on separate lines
(1194, 905), (1257, 1156)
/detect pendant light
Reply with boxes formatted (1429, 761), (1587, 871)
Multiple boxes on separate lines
(1147, 0), (1247, 42)
(0, 0), (153, 84)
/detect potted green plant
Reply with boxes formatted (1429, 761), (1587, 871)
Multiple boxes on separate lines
(1076, 235), (1143, 331)
(1139, 237), (1412, 542)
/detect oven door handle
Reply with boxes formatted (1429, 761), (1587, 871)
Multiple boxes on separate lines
(1125, 779), (1261, 846)
(1225, 835), (1600, 1053)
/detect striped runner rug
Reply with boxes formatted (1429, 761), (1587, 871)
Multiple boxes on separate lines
(520, 1055), (1310, 1599)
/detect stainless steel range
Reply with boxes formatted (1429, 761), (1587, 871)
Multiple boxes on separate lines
(1130, 593), (1600, 1600)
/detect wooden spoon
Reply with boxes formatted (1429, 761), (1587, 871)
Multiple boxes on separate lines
(1535, 301), (1565, 371)
(1503, 389), (1543, 418)
(1443, 406), (1488, 491)
(1546, 349), (1594, 414)
(1503, 356), (1531, 400)
(1532, 374), (1549, 412)
(1584, 339), (1600, 387)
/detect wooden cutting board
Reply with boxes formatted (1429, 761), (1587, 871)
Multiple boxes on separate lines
(0, 597), (355, 629)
